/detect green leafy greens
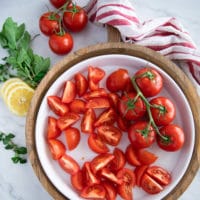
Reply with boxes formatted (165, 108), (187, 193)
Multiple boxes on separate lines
(0, 131), (27, 164)
(0, 17), (50, 88)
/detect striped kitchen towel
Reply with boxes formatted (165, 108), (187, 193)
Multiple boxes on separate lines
(86, 0), (200, 87)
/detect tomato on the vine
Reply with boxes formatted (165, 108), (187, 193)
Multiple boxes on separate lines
(128, 121), (156, 149)
(135, 67), (163, 97)
(49, 32), (73, 55)
(118, 92), (146, 121)
(157, 124), (185, 151)
(63, 4), (88, 32)
(150, 97), (176, 126)
(49, 0), (68, 8)
(39, 12), (60, 36)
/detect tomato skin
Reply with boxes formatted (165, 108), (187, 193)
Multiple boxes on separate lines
(141, 173), (163, 194)
(64, 127), (80, 150)
(70, 170), (85, 191)
(136, 149), (158, 165)
(97, 125), (122, 146)
(118, 92), (146, 121)
(62, 80), (76, 104)
(47, 116), (61, 139)
(150, 97), (176, 126)
(146, 166), (171, 186)
(39, 12), (60, 36)
(157, 124), (185, 151)
(47, 96), (69, 116)
(80, 184), (106, 199)
(63, 5), (88, 32)
(128, 121), (156, 149)
(69, 99), (86, 114)
(125, 144), (141, 166)
(49, 33), (73, 55)
(74, 73), (88, 97)
(135, 67), (163, 97)
(48, 139), (66, 160)
(90, 153), (114, 174)
(88, 133), (109, 154)
(106, 68), (130, 92)
(57, 112), (80, 131)
(117, 168), (136, 200)
(49, 0), (67, 8)
(102, 181), (117, 200)
(109, 148), (126, 172)
(58, 153), (80, 175)
(81, 108), (96, 134)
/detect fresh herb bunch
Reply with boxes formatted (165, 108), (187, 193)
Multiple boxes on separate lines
(0, 131), (27, 164)
(0, 17), (50, 88)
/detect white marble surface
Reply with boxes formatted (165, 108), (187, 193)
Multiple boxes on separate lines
(0, 0), (199, 200)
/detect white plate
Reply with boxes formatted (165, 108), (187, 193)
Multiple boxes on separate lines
(35, 54), (194, 200)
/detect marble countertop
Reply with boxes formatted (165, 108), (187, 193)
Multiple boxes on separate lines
(0, 0), (199, 199)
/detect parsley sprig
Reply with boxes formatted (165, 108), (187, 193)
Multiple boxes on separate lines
(0, 131), (27, 164)
(0, 17), (50, 88)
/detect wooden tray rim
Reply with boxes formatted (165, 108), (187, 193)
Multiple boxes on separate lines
(25, 42), (200, 200)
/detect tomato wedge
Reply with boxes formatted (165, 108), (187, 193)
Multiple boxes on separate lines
(90, 153), (114, 174)
(136, 149), (158, 165)
(125, 144), (141, 166)
(97, 125), (122, 146)
(47, 96), (69, 116)
(141, 173), (163, 194)
(57, 113), (80, 131)
(88, 134), (109, 154)
(80, 184), (106, 199)
(102, 181), (117, 200)
(62, 80), (76, 104)
(81, 108), (96, 134)
(74, 72), (88, 97)
(58, 153), (80, 175)
(69, 99), (86, 114)
(64, 127), (80, 150)
(83, 88), (108, 100)
(47, 116), (61, 139)
(70, 170), (85, 191)
(134, 165), (148, 187)
(146, 166), (171, 186)
(48, 139), (66, 160)
(86, 97), (111, 109)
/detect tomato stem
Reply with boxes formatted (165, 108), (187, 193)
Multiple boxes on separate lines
(131, 76), (168, 141)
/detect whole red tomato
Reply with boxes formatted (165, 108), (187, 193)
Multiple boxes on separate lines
(128, 121), (156, 149)
(134, 67), (163, 97)
(39, 12), (60, 36)
(49, 0), (68, 8)
(118, 92), (146, 121)
(157, 124), (185, 151)
(63, 4), (88, 32)
(49, 32), (73, 55)
(150, 97), (176, 126)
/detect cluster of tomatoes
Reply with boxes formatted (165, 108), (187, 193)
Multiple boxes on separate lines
(39, 0), (88, 54)
(46, 66), (185, 199)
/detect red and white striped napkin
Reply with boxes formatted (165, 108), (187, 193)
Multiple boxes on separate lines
(86, 0), (200, 89)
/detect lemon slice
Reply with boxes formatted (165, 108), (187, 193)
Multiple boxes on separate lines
(6, 85), (34, 116)
(0, 78), (24, 96)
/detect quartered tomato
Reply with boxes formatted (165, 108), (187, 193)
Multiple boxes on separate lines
(102, 181), (117, 200)
(125, 144), (141, 166)
(69, 99), (86, 114)
(47, 116), (61, 139)
(150, 97), (176, 126)
(48, 139), (66, 160)
(157, 124), (185, 151)
(57, 112), (80, 131)
(128, 121), (156, 149)
(83, 88), (108, 100)
(64, 127), (80, 150)
(62, 80), (76, 104)
(88, 134), (109, 154)
(58, 153), (80, 175)
(134, 165), (148, 187)
(134, 67), (163, 97)
(70, 170), (85, 191)
(136, 149), (158, 165)
(86, 97), (111, 109)
(118, 92), (146, 121)
(90, 153), (114, 174)
(97, 125), (122, 146)
(47, 96), (69, 116)
(74, 72), (88, 97)
(106, 68), (130, 92)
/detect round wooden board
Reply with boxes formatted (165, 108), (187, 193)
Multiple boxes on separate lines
(25, 42), (200, 200)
